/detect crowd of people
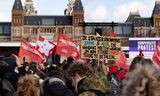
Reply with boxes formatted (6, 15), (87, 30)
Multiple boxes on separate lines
(0, 54), (160, 96)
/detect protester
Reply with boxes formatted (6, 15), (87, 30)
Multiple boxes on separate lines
(122, 64), (160, 96)
(16, 75), (40, 96)
(63, 57), (74, 71)
(67, 61), (112, 96)
(129, 56), (145, 72)
(0, 54), (22, 90)
(42, 66), (73, 96)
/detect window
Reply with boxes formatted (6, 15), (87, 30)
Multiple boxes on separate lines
(32, 28), (38, 35)
(85, 27), (93, 34)
(75, 27), (82, 36)
(123, 26), (131, 35)
(24, 27), (30, 34)
(13, 27), (21, 36)
(42, 19), (55, 26)
(156, 21), (158, 26)
(114, 27), (122, 34)
(75, 19), (77, 24)
(14, 18), (16, 23)
(3, 26), (11, 35)
(65, 27), (72, 34)
(0, 26), (3, 34)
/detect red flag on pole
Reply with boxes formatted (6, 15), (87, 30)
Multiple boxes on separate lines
(109, 28), (128, 71)
(109, 27), (116, 37)
(56, 34), (80, 60)
(35, 36), (56, 56)
(152, 41), (160, 65)
(18, 39), (44, 64)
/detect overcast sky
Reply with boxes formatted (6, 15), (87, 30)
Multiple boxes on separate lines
(0, 0), (158, 22)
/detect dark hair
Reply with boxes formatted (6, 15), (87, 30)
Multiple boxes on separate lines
(67, 57), (74, 64)
(48, 66), (64, 81)
(67, 61), (93, 77)
(27, 62), (38, 74)
(129, 56), (144, 72)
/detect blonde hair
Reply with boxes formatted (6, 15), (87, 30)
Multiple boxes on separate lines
(16, 75), (40, 96)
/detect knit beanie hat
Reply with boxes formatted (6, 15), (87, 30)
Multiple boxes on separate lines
(2, 56), (16, 72)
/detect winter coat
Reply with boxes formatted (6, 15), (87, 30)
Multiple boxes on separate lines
(77, 73), (112, 96)
(42, 77), (73, 96)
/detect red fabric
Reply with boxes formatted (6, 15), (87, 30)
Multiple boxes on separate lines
(109, 28), (129, 72)
(138, 50), (144, 57)
(115, 49), (129, 72)
(117, 71), (125, 80)
(56, 34), (80, 60)
(35, 36), (56, 56)
(18, 39), (44, 64)
(109, 66), (118, 73)
(152, 41), (160, 65)
(109, 27), (116, 37)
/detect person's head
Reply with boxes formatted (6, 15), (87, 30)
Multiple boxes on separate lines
(27, 62), (38, 74)
(48, 66), (64, 81)
(123, 65), (160, 96)
(67, 57), (74, 64)
(67, 61), (93, 87)
(16, 75), (40, 96)
(129, 56), (144, 72)
(0, 56), (17, 77)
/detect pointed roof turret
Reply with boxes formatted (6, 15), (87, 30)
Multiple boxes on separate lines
(152, 1), (160, 16)
(12, 0), (23, 11)
(126, 12), (141, 23)
(73, 0), (84, 11)
(65, 0), (84, 15)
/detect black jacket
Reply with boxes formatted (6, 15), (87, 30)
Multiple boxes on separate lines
(42, 77), (73, 96)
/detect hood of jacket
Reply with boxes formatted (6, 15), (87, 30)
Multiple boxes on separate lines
(77, 73), (111, 94)
(43, 77), (73, 96)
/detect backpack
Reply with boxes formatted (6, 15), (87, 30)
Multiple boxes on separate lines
(0, 78), (15, 96)
(107, 73), (122, 95)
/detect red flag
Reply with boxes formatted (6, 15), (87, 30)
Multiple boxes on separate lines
(109, 27), (116, 37)
(56, 34), (80, 60)
(152, 41), (160, 65)
(18, 39), (44, 64)
(109, 28), (128, 71)
(35, 36), (56, 56)
(115, 49), (128, 72)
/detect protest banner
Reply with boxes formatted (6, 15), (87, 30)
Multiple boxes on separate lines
(129, 38), (160, 59)
(81, 35), (121, 60)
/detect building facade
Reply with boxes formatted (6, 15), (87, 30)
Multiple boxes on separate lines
(1, 0), (160, 45)
(9, 0), (84, 42)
